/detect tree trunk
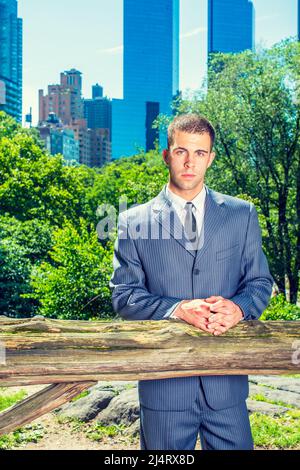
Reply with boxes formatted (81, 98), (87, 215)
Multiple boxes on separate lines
(0, 316), (299, 387)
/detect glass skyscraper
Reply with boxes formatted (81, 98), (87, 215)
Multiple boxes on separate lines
(0, 0), (22, 122)
(112, 0), (179, 159)
(208, 0), (254, 54)
(298, 0), (300, 41)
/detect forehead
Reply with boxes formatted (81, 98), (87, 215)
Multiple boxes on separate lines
(171, 130), (211, 149)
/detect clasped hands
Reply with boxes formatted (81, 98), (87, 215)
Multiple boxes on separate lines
(173, 296), (244, 336)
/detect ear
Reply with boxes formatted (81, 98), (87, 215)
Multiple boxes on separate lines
(162, 149), (169, 165)
(207, 151), (216, 168)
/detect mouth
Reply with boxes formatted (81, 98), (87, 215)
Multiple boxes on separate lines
(181, 174), (196, 179)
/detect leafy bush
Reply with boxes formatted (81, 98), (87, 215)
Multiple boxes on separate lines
(261, 294), (300, 321)
(0, 216), (54, 317)
(26, 219), (114, 319)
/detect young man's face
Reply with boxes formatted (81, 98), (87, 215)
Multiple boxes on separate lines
(163, 130), (215, 194)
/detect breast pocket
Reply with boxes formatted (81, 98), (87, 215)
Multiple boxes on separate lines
(216, 243), (240, 261)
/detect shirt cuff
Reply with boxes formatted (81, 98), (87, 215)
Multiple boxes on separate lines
(163, 301), (181, 319)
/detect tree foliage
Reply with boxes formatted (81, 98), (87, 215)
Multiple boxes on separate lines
(165, 39), (300, 303)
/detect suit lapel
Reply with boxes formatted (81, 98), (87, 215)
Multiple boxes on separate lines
(152, 185), (196, 257)
(194, 186), (227, 265)
(152, 184), (227, 260)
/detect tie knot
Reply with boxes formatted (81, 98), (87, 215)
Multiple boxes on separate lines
(185, 202), (195, 212)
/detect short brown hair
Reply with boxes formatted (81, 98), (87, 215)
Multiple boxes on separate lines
(167, 113), (215, 151)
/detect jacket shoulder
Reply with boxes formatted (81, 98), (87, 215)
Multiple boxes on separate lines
(209, 188), (253, 211)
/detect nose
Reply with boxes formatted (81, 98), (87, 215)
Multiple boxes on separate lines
(184, 152), (196, 167)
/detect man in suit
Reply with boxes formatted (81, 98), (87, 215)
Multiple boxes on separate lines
(109, 113), (274, 450)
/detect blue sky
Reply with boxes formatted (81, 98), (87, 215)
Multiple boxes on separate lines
(18, 0), (298, 125)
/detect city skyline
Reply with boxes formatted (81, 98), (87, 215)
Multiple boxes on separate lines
(18, 0), (298, 125)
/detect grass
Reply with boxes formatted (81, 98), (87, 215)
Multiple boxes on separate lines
(0, 388), (45, 449)
(249, 393), (298, 409)
(85, 423), (127, 442)
(280, 374), (300, 378)
(0, 424), (45, 450)
(70, 390), (90, 402)
(250, 410), (300, 449)
(0, 389), (27, 412)
(55, 414), (127, 442)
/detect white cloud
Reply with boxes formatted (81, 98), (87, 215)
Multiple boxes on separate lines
(180, 27), (207, 39)
(97, 45), (123, 55)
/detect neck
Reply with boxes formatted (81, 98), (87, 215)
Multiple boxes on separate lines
(167, 180), (204, 201)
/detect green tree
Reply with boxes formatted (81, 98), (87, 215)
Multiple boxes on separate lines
(27, 219), (114, 319)
(0, 215), (54, 316)
(166, 39), (300, 303)
(86, 147), (168, 226)
(0, 131), (98, 227)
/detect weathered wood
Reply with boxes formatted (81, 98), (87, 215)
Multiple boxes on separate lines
(0, 316), (299, 386)
(0, 381), (96, 436)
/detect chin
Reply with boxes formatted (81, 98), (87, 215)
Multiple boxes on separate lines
(180, 180), (200, 190)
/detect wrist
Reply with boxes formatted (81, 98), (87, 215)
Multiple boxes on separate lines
(233, 302), (244, 320)
(172, 300), (189, 319)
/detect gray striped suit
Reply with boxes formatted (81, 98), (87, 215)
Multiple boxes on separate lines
(109, 184), (274, 450)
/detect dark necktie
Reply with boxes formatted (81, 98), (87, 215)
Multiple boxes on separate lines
(184, 202), (199, 250)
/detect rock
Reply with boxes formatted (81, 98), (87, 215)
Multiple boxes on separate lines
(249, 383), (300, 408)
(96, 388), (140, 426)
(56, 389), (115, 422)
(90, 381), (137, 394)
(246, 399), (290, 416)
(124, 419), (140, 438)
(249, 375), (300, 394)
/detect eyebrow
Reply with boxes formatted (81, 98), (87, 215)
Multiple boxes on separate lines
(174, 146), (209, 154)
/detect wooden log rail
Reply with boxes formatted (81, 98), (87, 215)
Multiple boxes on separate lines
(0, 315), (299, 436)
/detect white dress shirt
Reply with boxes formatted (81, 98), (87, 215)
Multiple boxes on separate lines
(164, 183), (207, 319)
(165, 183), (207, 238)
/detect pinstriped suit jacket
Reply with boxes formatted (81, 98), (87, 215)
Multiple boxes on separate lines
(109, 184), (274, 411)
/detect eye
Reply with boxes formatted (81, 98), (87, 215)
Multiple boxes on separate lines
(173, 149), (186, 157)
(196, 151), (205, 157)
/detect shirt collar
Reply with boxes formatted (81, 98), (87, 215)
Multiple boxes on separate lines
(165, 182), (207, 212)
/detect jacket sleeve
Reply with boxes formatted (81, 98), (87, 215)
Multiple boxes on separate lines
(109, 211), (182, 320)
(230, 203), (274, 321)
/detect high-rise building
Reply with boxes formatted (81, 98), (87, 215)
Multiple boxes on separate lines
(38, 112), (80, 165)
(297, 0), (300, 41)
(92, 83), (103, 99)
(39, 69), (83, 125)
(69, 119), (111, 168)
(112, 0), (179, 159)
(84, 85), (112, 133)
(0, 0), (22, 122)
(208, 0), (254, 54)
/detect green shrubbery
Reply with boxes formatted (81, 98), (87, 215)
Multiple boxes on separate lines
(25, 220), (114, 320)
(261, 294), (300, 321)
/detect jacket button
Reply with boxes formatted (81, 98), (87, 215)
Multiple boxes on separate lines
(194, 269), (200, 275)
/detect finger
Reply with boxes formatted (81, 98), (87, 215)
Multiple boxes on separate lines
(207, 319), (231, 330)
(212, 324), (228, 335)
(210, 307), (235, 317)
(193, 316), (212, 333)
(208, 313), (225, 322)
(209, 299), (227, 310)
(205, 296), (223, 303)
(181, 311), (210, 332)
(182, 301), (211, 311)
(194, 309), (212, 319)
(183, 305), (212, 319)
